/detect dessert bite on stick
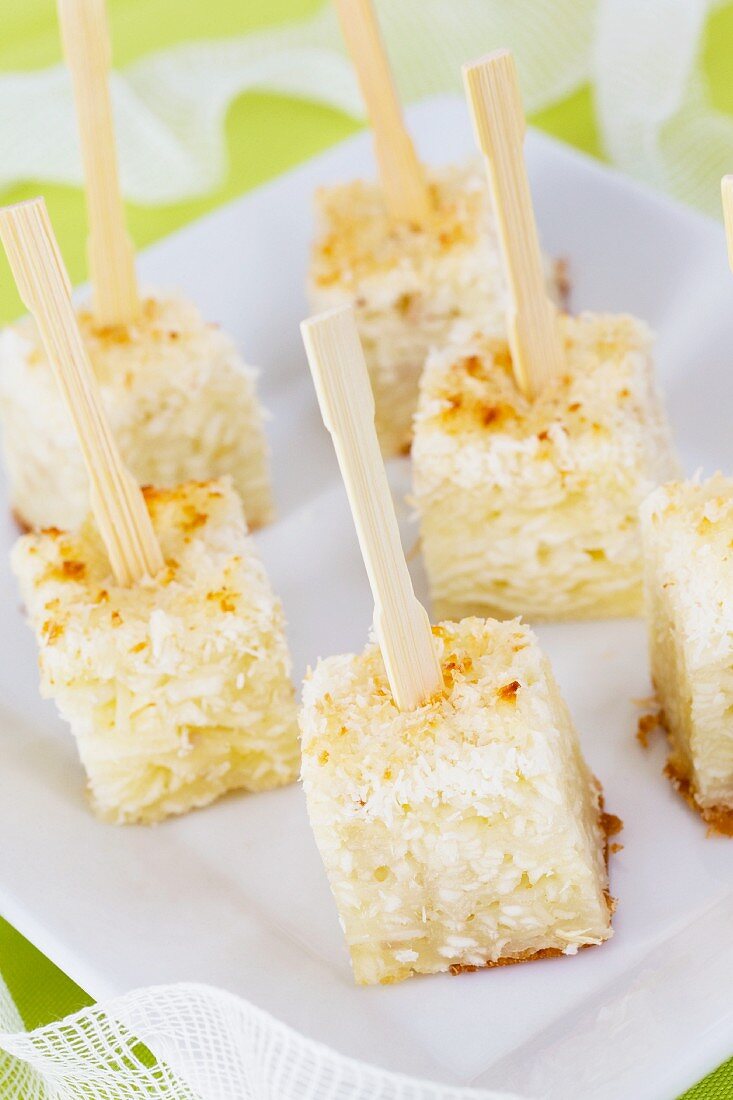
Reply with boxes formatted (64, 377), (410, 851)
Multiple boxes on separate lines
(300, 304), (614, 986)
(413, 50), (677, 623)
(4, 199), (298, 825)
(0, 0), (272, 532)
(308, 0), (564, 457)
(637, 175), (733, 836)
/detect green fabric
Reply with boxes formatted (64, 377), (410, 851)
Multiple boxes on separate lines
(0, 917), (91, 1030)
(684, 1059), (733, 1100)
(0, 3), (731, 1097)
(0, 0), (604, 326)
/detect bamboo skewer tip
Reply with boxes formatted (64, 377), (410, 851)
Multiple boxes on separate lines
(57, 0), (139, 327)
(334, 0), (431, 224)
(463, 49), (564, 400)
(0, 197), (161, 586)
(301, 305), (442, 710)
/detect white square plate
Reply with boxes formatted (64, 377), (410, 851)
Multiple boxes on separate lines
(1, 96), (732, 1100)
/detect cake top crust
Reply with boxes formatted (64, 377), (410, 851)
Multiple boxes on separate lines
(310, 161), (493, 289)
(300, 617), (573, 813)
(2, 292), (246, 391)
(12, 478), (281, 656)
(417, 312), (652, 442)
(413, 311), (678, 493)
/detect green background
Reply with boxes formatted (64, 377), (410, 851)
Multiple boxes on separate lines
(1, 1), (732, 1096)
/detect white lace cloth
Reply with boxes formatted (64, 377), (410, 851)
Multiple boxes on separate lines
(0, 977), (527, 1099)
(0, 0), (674, 201)
(594, 0), (733, 213)
(0, 0), (599, 203)
(1, 0), (731, 213)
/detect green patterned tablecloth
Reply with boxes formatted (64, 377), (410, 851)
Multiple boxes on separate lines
(1, 2), (732, 1096)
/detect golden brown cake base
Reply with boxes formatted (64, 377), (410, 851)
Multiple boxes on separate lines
(449, 945), (572, 974)
(638, 704), (733, 837)
(665, 758), (733, 837)
(11, 507), (31, 534)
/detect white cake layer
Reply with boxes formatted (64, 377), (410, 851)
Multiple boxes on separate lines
(413, 313), (678, 622)
(0, 294), (273, 531)
(300, 617), (613, 985)
(641, 476), (733, 829)
(12, 479), (298, 824)
(308, 161), (564, 456)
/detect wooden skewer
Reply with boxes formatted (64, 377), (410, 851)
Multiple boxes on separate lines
(0, 199), (163, 585)
(463, 49), (563, 399)
(335, 0), (431, 224)
(57, 0), (139, 327)
(722, 176), (733, 272)
(301, 305), (442, 710)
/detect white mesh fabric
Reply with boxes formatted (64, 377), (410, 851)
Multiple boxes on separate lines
(594, 0), (731, 215)
(1, 0), (731, 213)
(0, 0), (592, 203)
(0, 980), (529, 1100)
(0, 976), (47, 1100)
